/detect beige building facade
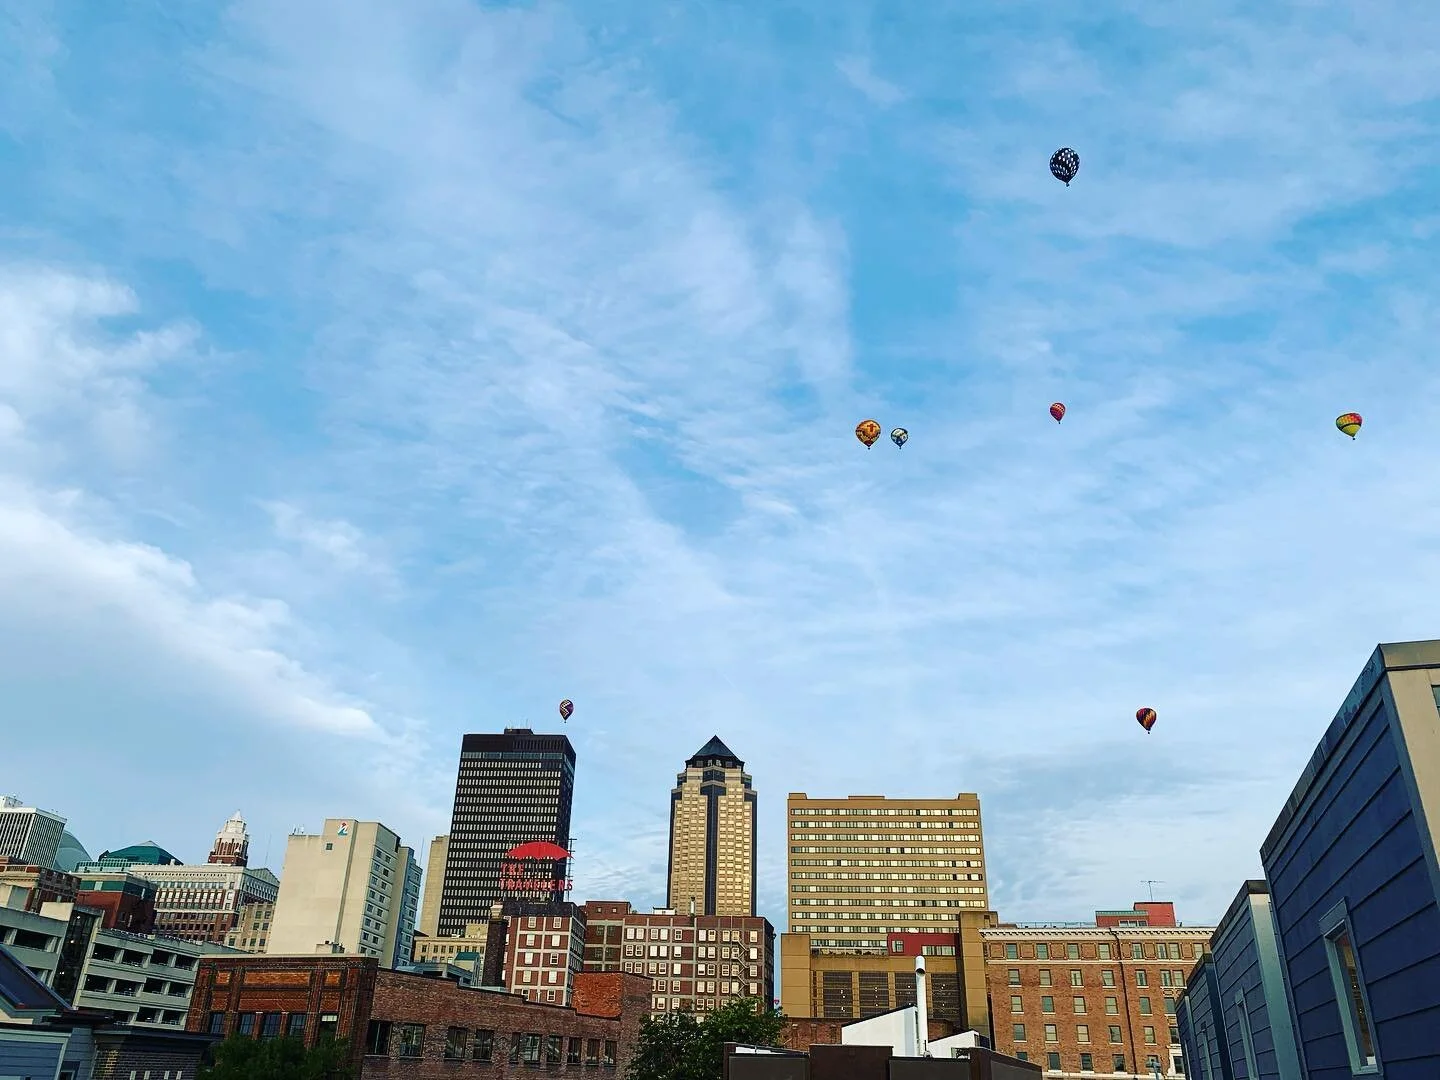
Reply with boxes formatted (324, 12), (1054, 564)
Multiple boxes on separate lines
(418, 834), (448, 937)
(667, 737), (756, 917)
(267, 819), (420, 968)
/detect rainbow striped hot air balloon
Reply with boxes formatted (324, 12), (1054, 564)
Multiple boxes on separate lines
(1136, 708), (1157, 733)
(1336, 413), (1362, 439)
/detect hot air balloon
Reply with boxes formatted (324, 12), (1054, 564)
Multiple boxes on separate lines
(1136, 708), (1157, 733)
(1336, 413), (1362, 439)
(558, 699), (574, 722)
(1050, 147), (1080, 186)
(1050, 402), (1066, 423)
(856, 420), (882, 448)
(891, 428), (909, 448)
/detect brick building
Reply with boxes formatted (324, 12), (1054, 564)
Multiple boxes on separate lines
(581, 901), (627, 973)
(981, 901), (1214, 1078)
(503, 905), (585, 1006)
(579, 901), (775, 1016)
(186, 954), (649, 1076)
(0, 858), (78, 912)
(74, 871), (158, 933)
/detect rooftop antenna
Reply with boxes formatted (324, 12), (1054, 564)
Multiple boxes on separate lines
(1142, 880), (1165, 903)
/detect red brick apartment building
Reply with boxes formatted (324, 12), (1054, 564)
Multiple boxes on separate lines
(981, 901), (1213, 1078)
(186, 955), (651, 1076)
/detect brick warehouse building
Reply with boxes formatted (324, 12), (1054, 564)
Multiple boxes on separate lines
(186, 955), (651, 1076)
(981, 901), (1214, 1079)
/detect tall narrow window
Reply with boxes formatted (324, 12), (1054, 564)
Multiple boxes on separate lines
(1320, 906), (1378, 1073)
(1234, 991), (1260, 1079)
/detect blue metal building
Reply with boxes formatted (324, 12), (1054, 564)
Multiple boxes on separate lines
(1177, 951), (1233, 1080)
(1260, 641), (1440, 1078)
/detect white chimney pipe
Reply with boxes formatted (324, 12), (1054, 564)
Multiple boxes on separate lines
(914, 954), (930, 1057)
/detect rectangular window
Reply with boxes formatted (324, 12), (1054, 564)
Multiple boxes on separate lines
(1132, 944), (1144, 959)
(365, 1020), (391, 1056)
(1162, 971), (1174, 987)
(207, 1012), (225, 1035)
(237, 1013), (256, 1037)
(285, 1014), (305, 1038)
(1140, 996), (1152, 1015)
(1040, 969), (1053, 986)
(1067, 944), (1080, 959)
(1170, 1027), (1180, 1044)
(546, 1035), (563, 1065)
(1098, 943), (1112, 959)
(1036, 943), (1050, 959)
(1076, 1024), (1089, 1042)
(1322, 914), (1378, 1072)
(1017, 1051), (1029, 1061)
(1113, 1055), (1127, 1072)
(473, 1030), (494, 1062)
(1042, 996), (1055, 1012)
(1105, 997), (1118, 1015)
(604, 1040), (616, 1067)
(445, 1027), (468, 1061)
(1073, 996), (1087, 1013)
(587, 1039), (601, 1065)
(1012, 995), (1023, 1013)
(1080, 1051), (1094, 1071)
(1009, 969), (1021, 985)
(1045, 1024), (1058, 1042)
(1048, 1051), (1062, 1070)
(397, 1023), (425, 1059)
(567, 1037), (581, 1064)
(1136, 970), (1148, 987)
(1144, 1026), (1156, 1044)
(1071, 969), (1083, 987)
(1006, 943), (1019, 959)
(1235, 991), (1260, 1078)
(1102, 969), (1115, 987)
(1014, 1023), (1027, 1041)
(1109, 1025), (1122, 1043)
(317, 1014), (338, 1042)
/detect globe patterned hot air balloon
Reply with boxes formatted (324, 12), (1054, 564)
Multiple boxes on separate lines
(856, 419), (882, 448)
(1050, 147), (1080, 186)
(1336, 413), (1362, 439)
(1136, 708), (1157, 733)
(891, 428), (909, 448)
(1050, 402), (1066, 423)
(558, 699), (574, 722)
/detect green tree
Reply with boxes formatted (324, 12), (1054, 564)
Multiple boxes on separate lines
(199, 1035), (354, 1080)
(627, 998), (786, 1080)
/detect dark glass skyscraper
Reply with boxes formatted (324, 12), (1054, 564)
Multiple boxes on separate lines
(436, 728), (576, 937)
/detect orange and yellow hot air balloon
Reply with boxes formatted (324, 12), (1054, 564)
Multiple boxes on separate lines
(855, 419), (882, 448)
(1136, 707), (1157, 733)
(1336, 413), (1362, 439)
(1050, 402), (1066, 423)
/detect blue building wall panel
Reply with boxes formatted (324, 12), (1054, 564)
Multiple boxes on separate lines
(1177, 960), (1232, 1080)
(0, 1033), (64, 1076)
(1262, 689), (1440, 1078)
(1211, 901), (1272, 1080)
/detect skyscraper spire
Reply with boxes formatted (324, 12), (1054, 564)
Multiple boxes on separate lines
(208, 811), (250, 866)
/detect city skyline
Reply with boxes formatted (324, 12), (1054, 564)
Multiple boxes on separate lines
(5, 0), (1440, 938)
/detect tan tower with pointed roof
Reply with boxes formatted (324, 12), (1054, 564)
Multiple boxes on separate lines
(666, 736), (756, 917)
(207, 811), (250, 867)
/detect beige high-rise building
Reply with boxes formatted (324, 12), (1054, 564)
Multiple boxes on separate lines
(666, 737), (756, 917)
(267, 818), (421, 969)
(418, 834), (448, 937)
(786, 793), (989, 948)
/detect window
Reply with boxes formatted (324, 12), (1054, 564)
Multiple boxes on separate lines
(587, 1039), (601, 1065)
(207, 1011), (225, 1035)
(318, 1014), (338, 1041)
(1012, 996), (1024, 1013)
(237, 1013), (256, 1037)
(1165, 998), (1177, 1015)
(1147, 1056), (1161, 1072)
(1099, 943), (1112, 959)
(260, 1013), (283, 1040)
(1007, 943), (1019, 959)
(1077, 1024), (1090, 1042)
(1113, 1055), (1127, 1072)
(567, 1037), (582, 1064)
(1162, 971), (1174, 987)
(397, 1023), (425, 1059)
(365, 1020), (392, 1056)
(1068, 944), (1080, 959)
(1080, 1052), (1094, 1072)
(1170, 1027), (1180, 1043)
(1017, 1051), (1029, 1062)
(1144, 1026), (1156, 1044)
(1140, 996), (1152, 1015)
(1109, 1025), (1122, 1043)
(1014, 1024), (1027, 1041)
(1037, 943), (1050, 959)
(1321, 906), (1379, 1072)
(286, 1014), (305, 1038)
(445, 1027), (468, 1061)
(1009, 969), (1021, 985)
(1132, 944), (1144, 959)
(1234, 990), (1260, 1077)
(604, 1041), (617, 1067)
(1074, 997), (1087, 1014)
(547, 1035), (563, 1065)
(1040, 969), (1053, 986)
(474, 1030), (494, 1062)
(1045, 1024), (1058, 1042)
(510, 1035), (522, 1065)
(1042, 996), (1055, 1012)
(1105, 997), (1118, 1014)
(1047, 1051), (1062, 1071)
(1136, 970), (1148, 987)
(1102, 969), (1115, 987)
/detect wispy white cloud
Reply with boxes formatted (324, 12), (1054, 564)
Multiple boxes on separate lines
(1, 0), (1439, 938)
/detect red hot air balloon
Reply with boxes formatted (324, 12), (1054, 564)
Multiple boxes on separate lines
(1136, 708), (1157, 733)
(558, 699), (574, 722)
(1050, 403), (1066, 423)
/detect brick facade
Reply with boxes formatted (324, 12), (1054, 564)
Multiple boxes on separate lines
(90, 1028), (216, 1080)
(186, 955), (651, 1077)
(776, 1016), (956, 1052)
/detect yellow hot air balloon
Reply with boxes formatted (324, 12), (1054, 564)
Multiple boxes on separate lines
(1336, 413), (1362, 439)
(855, 419), (882, 448)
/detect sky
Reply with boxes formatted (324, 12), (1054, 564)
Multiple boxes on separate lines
(2, 0), (1440, 934)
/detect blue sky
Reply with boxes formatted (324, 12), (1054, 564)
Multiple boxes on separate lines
(3, 0), (1440, 931)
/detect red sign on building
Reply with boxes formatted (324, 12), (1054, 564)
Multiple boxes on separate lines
(500, 841), (573, 894)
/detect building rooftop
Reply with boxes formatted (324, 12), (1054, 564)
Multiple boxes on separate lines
(686, 735), (743, 768)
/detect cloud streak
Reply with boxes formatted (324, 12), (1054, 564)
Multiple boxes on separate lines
(1, 0), (1438, 938)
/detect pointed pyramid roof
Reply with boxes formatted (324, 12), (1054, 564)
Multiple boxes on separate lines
(687, 735), (743, 768)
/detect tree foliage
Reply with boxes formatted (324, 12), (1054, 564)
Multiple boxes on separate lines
(199, 1035), (354, 1080)
(626, 998), (786, 1080)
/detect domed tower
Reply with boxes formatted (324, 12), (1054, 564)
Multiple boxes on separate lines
(208, 811), (250, 867)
